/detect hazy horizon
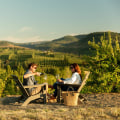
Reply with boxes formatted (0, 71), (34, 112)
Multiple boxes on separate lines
(0, 30), (119, 44)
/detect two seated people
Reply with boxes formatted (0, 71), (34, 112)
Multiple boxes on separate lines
(23, 62), (82, 100)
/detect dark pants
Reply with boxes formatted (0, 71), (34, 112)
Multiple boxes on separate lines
(53, 80), (78, 97)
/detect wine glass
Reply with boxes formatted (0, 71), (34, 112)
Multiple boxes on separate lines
(56, 74), (60, 79)
(43, 73), (47, 81)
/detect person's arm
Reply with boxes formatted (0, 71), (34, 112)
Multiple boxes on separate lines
(63, 73), (77, 84)
(57, 79), (64, 83)
(57, 73), (77, 84)
(23, 72), (40, 79)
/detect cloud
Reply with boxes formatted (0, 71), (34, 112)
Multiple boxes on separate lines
(68, 32), (88, 36)
(19, 27), (32, 32)
(68, 33), (79, 36)
(0, 36), (44, 43)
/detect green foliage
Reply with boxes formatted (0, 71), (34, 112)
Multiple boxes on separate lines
(1, 32), (120, 95)
(87, 32), (120, 93)
(59, 66), (71, 78)
(2, 32), (120, 95)
(0, 48), (86, 96)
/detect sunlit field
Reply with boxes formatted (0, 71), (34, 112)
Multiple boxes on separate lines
(0, 93), (120, 120)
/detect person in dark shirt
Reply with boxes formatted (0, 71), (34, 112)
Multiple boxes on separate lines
(23, 63), (46, 95)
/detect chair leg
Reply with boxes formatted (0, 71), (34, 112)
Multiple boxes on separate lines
(21, 94), (41, 106)
(22, 97), (33, 106)
(57, 85), (62, 103)
(79, 95), (87, 102)
(78, 98), (83, 104)
(43, 94), (47, 104)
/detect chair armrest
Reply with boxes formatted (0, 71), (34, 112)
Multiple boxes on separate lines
(57, 83), (81, 87)
(24, 83), (47, 88)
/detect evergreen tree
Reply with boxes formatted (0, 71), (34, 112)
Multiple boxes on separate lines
(88, 32), (120, 93)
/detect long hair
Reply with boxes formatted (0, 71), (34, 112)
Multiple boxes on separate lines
(71, 63), (82, 79)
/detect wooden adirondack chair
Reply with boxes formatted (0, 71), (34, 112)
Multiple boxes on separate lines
(57, 71), (90, 103)
(11, 75), (48, 106)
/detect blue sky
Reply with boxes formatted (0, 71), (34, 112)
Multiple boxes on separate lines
(0, 0), (120, 43)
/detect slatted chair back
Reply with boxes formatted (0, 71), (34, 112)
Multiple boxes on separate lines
(77, 71), (90, 93)
(12, 75), (30, 97)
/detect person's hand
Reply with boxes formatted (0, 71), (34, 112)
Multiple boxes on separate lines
(40, 72), (44, 75)
(57, 79), (63, 83)
(35, 72), (41, 76)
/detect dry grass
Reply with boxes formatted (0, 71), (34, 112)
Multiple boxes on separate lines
(0, 93), (120, 120)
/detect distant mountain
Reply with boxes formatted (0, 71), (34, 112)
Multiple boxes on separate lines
(76, 32), (120, 55)
(0, 40), (29, 49)
(11, 35), (86, 52)
(17, 31), (120, 55)
(0, 41), (14, 46)
(16, 41), (47, 49)
(1, 31), (120, 55)
(23, 35), (87, 52)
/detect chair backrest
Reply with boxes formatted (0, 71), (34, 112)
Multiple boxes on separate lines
(77, 71), (90, 93)
(11, 75), (30, 97)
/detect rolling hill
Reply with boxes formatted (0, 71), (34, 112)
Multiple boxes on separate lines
(18, 31), (120, 55)
(0, 41), (14, 47)
(0, 31), (120, 55)
(0, 41), (29, 49)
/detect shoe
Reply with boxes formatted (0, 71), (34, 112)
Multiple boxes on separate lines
(48, 97), (56, 103)
(50, 96), (56, 100)
(47, 95), (56, 103)
(47, 94), (54, 99)
(50, 94), (56, 99)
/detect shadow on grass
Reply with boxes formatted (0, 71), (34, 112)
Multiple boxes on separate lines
(0, 95), (21, 105)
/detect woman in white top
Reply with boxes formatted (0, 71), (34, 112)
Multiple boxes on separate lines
(51, 63), (82, 99)
(57, 63), (82, 84)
